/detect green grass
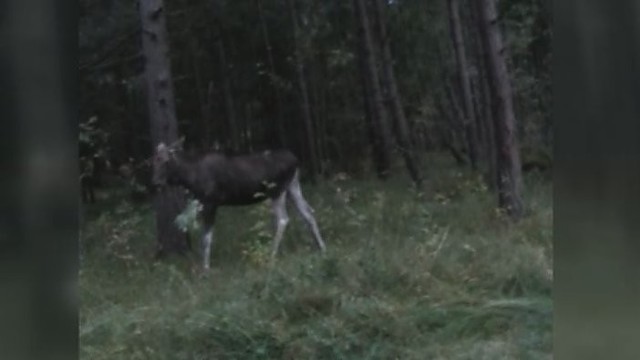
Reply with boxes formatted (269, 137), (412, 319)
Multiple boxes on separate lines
(80, 154), (552, 359)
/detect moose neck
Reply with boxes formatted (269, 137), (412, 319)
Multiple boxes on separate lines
(167, 155), (201, 194)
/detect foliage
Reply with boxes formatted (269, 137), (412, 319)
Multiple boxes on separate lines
(78, 0), (551, 174)
(80, 155), (552, 359)
(499, 0), (553, 146)
(174, 198), (204, 236)
(79, 0), (552, 355)
(79, 115), (111, 179)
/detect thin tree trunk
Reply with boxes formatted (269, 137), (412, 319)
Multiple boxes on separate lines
(462, 4), (486, 152)
(353, 5), (381, 174)
(216, 30), (239, 151)
(319, 75), (330, 175)
(312, 65), (328, 176)
(138, 0), (189, 256)
(204, 81), (214, 149)
(476, 0), (524, 219)
(353, 0), (393, 179)
(189, 38), (209, 149)
(371, 0), (423, 188)
(467, 1), (497, 189)
(435, 39), (471, 162)
(257, 0), (286, 148)
(444, 81), (467, 142)
(470, 78), (486, 149)
(481, 71), (498, 190)
(470, 0), (498, 190)
(287, 0), (319, 181)
(435, 97), (468, 166)
(447, 0), (480, 171)
(357, 44), (385, 175)
(244, 104), (253, 152)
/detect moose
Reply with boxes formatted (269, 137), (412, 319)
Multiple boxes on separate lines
(152, 142), (326, 270)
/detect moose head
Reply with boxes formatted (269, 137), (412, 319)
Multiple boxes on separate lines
(151, 139), (183, 188)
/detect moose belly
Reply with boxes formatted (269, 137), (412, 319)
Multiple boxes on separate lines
(222, 193), (269, 206)
(218, 185), (279, 206)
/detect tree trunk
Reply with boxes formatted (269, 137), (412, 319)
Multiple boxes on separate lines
(468, 1), (497, 190)
(204, 81), (214, 149)
(444, 81), (467, 142)
(435, 98), (468, 166)
(317, 72), (329, 175)
(216, 30), (239, 152)
(461, 4), (486, 151)
(480, 70), (498, 190)
(353, 0), (393, 179)
(257, 0), (286, 148)
(435, 39), (471, 164)
(447, 0), (480, 171)
(357, 11), (383, 177)
(189, 38), (209, 149)
(138, 0), (189, 256)
(357, 45), (385, 175)
(287, 0), (319, 181)
(311, 64), (328, 175)
(371, 0), (423, 188)
(476, 0), (524, 219)
(476, 30), (498, 190)
(470, 77), (486, 150)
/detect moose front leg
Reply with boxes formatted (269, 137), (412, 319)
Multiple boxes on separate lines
(200, 205), (217, 270)
(201, 227), (214, 270)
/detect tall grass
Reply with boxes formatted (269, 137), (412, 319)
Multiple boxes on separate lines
(80, 155), (552, 359)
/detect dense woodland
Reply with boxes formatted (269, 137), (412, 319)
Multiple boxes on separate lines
(79, 0), (551, 209)
(80, 0), (552, 357)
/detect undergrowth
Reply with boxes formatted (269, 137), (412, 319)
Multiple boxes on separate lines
(80, 155), (552, 359)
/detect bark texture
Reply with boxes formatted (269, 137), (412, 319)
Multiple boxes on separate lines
(353, 0), (393, 179)
(448, 0), (480, 170)
(139, 0), (189, 255)
(288, 0), (319, 181)
(476, 0), (524, 219)
(216, 30), (239, 151)
(257, 0), (286, 148)
(372, 0), (423, 188)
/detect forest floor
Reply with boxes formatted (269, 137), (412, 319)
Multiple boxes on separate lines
(80, 154), (552, 360)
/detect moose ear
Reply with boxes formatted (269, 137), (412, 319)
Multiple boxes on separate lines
(156, 142), (171, 160)
(157, 142), (167, 153)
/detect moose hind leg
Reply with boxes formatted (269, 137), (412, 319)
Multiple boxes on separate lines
(201, 226), (214, 270)
(200, 206), (217, 270)
(287, 171), (326, 252)
(271, 191), (289, 257)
